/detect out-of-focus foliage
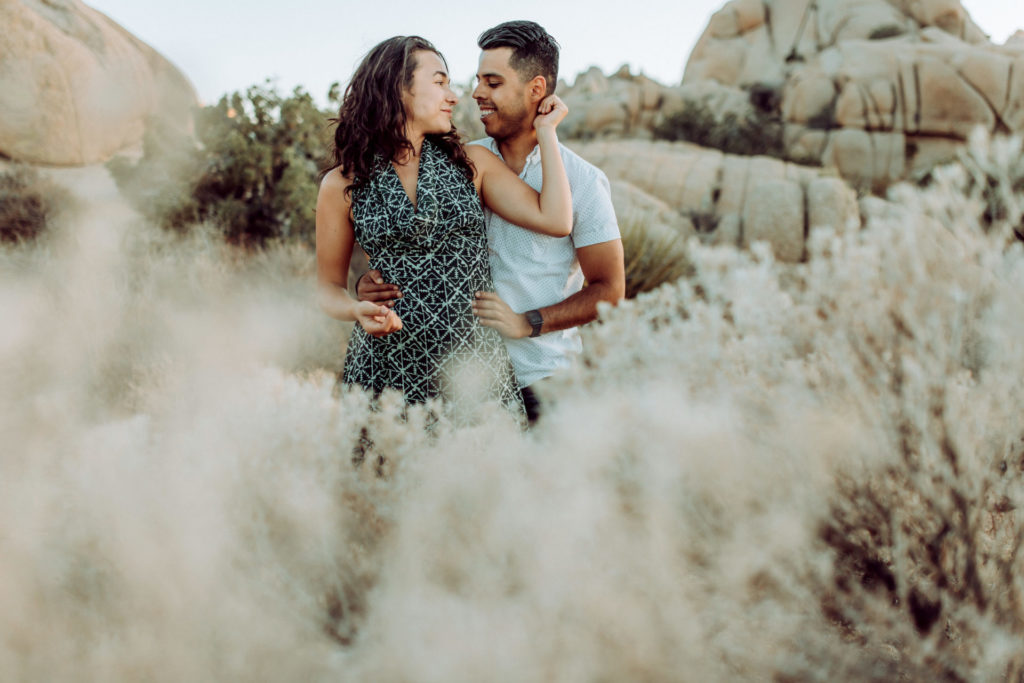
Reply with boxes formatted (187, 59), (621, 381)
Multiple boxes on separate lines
(0, 164), (72, 243)
(109, 82), (336, 246)
(869, 24), (906, 40)
(653, 100), (791, 161)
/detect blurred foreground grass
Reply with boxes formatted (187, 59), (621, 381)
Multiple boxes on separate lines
(3, 115), (1024, 679)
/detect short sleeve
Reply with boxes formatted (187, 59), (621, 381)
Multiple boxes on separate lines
(570, 166), (621, 249)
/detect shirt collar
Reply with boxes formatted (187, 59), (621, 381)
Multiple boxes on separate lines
(488, 139), (542, 170)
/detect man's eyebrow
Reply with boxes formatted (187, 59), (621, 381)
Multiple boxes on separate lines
(477, 72), (504, 80)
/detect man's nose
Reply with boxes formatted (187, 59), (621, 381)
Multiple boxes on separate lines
(471, 81), (483, 100)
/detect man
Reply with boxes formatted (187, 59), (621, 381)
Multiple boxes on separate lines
(358, 21), (624, 423)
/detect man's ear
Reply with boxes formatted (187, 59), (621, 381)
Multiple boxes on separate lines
(527, 75), (548, 104)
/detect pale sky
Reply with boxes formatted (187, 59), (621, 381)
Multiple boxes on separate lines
(84, 0), (1021, 105)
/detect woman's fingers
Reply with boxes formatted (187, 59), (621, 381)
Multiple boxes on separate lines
(358, 301), (402, 336)
(534, 94), (568, 128)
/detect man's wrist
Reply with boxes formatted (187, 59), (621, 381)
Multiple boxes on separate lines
(524, 309), (543, 338)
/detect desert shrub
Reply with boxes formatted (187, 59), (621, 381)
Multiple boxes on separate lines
(805, 98), (837, 130)
(109, 82), (334, 246)
(955, 130), (1024, 243)
(567, 137), (1024, 678)
(0, 165), (72, 243)
(869, 24), (906, 39)
(653, 100), (787, 160)
(619, 209), (693, 298)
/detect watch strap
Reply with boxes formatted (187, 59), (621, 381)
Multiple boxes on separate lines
(525, 309), (543, 338)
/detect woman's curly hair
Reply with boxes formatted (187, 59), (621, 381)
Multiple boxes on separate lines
(325, 36), (473, 195)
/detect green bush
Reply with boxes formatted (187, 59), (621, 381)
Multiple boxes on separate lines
(653, 101), (787, 160)
(0, 165), (72, 243)
(109, 82), (335, 246)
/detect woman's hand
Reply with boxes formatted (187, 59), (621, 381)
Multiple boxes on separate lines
(533, 94), (568, 131)
(354, 300), (403, 337)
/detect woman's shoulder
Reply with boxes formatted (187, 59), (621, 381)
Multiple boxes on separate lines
(317, 167), (355, 209)
(320, 166), (353, 191)
(464, 143), (499, 174)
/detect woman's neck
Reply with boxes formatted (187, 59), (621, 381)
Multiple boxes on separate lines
(396, 129), (425, 164)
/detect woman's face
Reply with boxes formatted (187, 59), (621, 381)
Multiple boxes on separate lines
(402, 50), (458, 136)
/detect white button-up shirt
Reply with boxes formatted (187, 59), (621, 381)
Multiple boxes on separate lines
(470, 138), (621, 388)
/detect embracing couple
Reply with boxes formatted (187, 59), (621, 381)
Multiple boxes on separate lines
(317, 21), (624, 425)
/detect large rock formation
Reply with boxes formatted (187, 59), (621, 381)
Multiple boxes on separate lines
(558, 66), (690, 139)
(685, 0), (1024, 190)
(559, 66), (762, 143)
(559, 1), (1024, 192)
(0, 0), (198, 166)
(573, 140), (859, 262)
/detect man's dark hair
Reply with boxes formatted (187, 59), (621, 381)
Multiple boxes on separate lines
(477, 21), (560, 95)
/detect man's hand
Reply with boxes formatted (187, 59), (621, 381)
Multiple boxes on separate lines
(356, 269), (402, 307)
(354, 300), (403, 337)
(472, 291), (531, 339)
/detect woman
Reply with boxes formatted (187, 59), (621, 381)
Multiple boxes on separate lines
(316, 36), (571, 418)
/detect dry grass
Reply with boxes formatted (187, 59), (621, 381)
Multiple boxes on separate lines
(2, 136), (1024, 680)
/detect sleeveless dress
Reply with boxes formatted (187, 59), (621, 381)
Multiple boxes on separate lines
(341, 138), (523, 420)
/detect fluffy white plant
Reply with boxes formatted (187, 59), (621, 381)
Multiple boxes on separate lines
(1, 135), (1023, 680)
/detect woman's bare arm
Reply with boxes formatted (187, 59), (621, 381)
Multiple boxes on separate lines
(316, 169), (402, 336)
(470, 95), (572, 237)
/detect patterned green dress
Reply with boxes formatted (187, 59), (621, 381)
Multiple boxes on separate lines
(341, 138), (523, 419)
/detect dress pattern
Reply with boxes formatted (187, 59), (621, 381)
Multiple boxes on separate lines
(341, 138), (523, 419)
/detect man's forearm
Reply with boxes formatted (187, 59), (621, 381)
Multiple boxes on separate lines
(534, 280), (620, 335)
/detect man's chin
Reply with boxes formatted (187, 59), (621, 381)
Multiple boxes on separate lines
(482, 121), (511, 141)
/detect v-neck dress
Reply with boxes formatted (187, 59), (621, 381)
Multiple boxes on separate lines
(341, 138), (523, 419)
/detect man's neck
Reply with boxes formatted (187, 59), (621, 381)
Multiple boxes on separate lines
(495, 128), (540, 176)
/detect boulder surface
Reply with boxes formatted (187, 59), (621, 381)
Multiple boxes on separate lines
(0, 0), (198, 166)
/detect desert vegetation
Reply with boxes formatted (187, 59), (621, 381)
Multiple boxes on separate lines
(108, 83), (335, 246)
(652, 100), (790, 162)
(3, 77), (1024, 679)
(0, 164), (73, 243)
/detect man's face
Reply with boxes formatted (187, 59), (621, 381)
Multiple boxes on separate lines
(472, 47), (533, 141)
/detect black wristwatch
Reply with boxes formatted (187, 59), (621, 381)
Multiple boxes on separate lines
(525, 309), (543, 338)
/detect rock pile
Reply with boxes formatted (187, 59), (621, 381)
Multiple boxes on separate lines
(572, 139), (859, 262)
